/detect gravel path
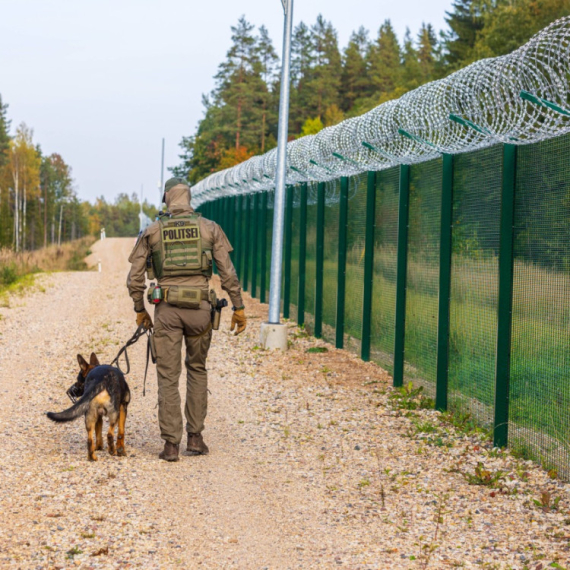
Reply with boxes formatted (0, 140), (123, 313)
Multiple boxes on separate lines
(1, 237), (570, 569)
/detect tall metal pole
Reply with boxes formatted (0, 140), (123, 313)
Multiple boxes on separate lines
(268, 0), (294, 324)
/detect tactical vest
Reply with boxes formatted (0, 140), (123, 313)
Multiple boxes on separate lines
(151, 214), (213, 279)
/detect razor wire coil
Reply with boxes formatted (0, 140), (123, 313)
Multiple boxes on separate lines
(193, 17), (570, 207)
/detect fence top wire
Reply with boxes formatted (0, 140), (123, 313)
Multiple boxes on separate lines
(193, 17), (570, 207)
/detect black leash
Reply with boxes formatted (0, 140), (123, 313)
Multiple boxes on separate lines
(111, 325), (155, 396)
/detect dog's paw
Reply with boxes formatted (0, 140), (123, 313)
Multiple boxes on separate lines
(95, 443), (104, 451)
(88, 454), (98, 462)
(108, 448), (117, 456)
(116, 447), (127, 457)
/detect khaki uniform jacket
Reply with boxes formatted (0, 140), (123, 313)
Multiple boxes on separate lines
(127, 202), (244, 312)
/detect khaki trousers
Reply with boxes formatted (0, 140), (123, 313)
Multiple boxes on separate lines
(153, 301), (212, 444)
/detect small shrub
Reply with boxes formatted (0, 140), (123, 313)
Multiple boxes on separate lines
(0, 264), (18, 285)
(464, 462), (504, 487)
(533, 491), (561, 512)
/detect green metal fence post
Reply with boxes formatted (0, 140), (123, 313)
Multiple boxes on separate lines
(494, 144), (517, 448)
(336, 177), (349, 349)
(251, 193), (259, 299)
(436, 154), (454, 411)
(314, 182), (326, 338)
(229, 196), (236, 247)
(298, 183), (308, 326)
(361, 171), (377, 362)
(235, 195), (243, 278)
(260, 192), (268, 304)
(243, 194), (251, 292)
(223, 196), (229, 237)
(393, 164), (411, 388)
(283, 186), (294, 319)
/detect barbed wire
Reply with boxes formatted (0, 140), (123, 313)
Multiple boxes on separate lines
(193, 17), (570, 207)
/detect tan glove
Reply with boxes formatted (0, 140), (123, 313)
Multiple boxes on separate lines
(136, 309), (153, 330)
(230, 308), (246, 336)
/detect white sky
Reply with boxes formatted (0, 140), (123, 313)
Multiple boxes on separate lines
(0, 0), (454, 205)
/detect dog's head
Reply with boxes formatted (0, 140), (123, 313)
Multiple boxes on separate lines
(76, 353), (101, 382)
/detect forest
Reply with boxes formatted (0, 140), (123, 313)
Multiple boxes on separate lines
(171, 0), (570, 183)
(0, 98), (158, 252)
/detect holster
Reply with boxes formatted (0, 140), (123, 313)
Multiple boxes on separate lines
(209, 289), (219, 329)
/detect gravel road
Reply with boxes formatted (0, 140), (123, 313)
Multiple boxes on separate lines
(1, 237), (570, 569)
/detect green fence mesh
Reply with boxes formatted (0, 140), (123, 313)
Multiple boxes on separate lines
(304, 183), (318, 335)
(265, 191), (274, 305)
(511, 133), (570, 477)
(322, 180), (340, 344)
(343, 173), (368, 355)
(370, 167), (400, 373)
(203, 135), (570, 478)
(289, 186), (301, 320)
(449, 147), (502, 428)
(403, 158), (443, 398)
(235, 196), (244, 280)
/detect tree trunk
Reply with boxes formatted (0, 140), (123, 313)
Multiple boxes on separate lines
(58, 203), (63, 246)
(43, 175), (48, 248)
(23, 184), (27, 251)
(236, 97), (242, 151)
(13, 171), (19, 252)
(261, 98), (267, 153)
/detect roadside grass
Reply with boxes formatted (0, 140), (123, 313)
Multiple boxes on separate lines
(0, 237), (95, 299)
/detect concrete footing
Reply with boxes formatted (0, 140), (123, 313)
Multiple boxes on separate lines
(260, 322), (289, 351)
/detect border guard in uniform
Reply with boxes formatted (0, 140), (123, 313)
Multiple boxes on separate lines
(127, 177), (246, 462)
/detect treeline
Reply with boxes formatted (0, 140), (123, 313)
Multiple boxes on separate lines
(172, 0), (570, 183)
(0, 97), (157, 251)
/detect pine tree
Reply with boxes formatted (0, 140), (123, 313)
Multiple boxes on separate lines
(473, 0), (570, 59)
(0, 95), (10, 169)
(340, 27), (370, 112)
(400, 29), (422, 92)
(255, 25), (279, 153)
(290, 21), (316, 133)
(306, 15), (342, 119)
(441, 0), (484, 70)
(214, 16), (262, 152)
(417, 23), (438, 82)
(367, 20), (402, 100)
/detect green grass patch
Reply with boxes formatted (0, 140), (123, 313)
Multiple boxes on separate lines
(306, 346), (328, 354)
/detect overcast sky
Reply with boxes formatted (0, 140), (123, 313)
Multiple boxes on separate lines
(0, 0), (454, 205)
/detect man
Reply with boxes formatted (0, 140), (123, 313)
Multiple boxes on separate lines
(127, 177), (246, 462)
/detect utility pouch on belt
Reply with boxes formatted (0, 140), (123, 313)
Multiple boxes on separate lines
(147, 283), (163, 304)
(165, 285), (207, 309)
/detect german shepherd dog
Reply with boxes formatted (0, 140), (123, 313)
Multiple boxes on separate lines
(47, 353), (131, 461)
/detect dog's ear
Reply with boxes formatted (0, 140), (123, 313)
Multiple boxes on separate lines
(77, 354), (89, 374)
(89, 353), (100, 367)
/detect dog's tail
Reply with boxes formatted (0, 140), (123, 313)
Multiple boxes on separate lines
(46, 383), (106, 423)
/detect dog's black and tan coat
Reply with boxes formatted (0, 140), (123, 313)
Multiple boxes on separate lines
(47, 353), (131, 461)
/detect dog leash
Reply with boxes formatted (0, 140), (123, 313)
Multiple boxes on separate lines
(111, 325), (156, 396)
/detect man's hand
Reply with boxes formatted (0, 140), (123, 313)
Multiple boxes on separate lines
(230, 308), (246, 336)
(136, 309), (153, 330)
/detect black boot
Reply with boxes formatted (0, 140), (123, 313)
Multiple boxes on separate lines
(186, 433), (209, 456)
(159, 441), (180, 462)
